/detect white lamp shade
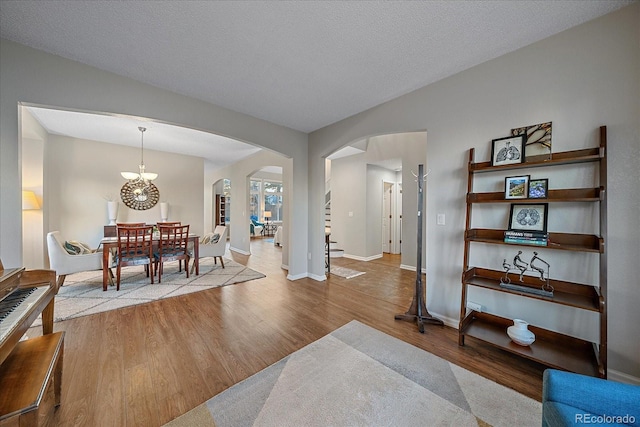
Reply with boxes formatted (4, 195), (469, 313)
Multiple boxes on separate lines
(121, 171), (139, 180)
(22, 190), (40, 210)
(141, 172), (158, 180)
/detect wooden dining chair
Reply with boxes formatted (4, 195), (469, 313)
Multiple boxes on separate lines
(104, 223), (148, 285)
(156, 222), (186, 270)
(156, 221), (181, 227)
(115, 225), (154, 291)
(154, 224), (190, 283)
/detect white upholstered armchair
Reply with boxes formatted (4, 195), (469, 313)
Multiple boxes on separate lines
(191, 225), (228, 272)
(274, 226), (283, 246)
(47, 231), (103, 288)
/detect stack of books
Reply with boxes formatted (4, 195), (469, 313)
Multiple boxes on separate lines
(504, 230), (548, 246)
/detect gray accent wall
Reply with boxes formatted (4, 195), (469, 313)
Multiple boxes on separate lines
(309, 5), (639, 378)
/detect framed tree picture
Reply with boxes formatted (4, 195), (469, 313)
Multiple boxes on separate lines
(511, 121), (552, 161)
(505, 175), (530, 199)
(491, 134), (525, 166)
(509, 203), (548, 233)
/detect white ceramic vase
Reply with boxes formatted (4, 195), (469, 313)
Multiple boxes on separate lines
(107, 201), (118, 225)
(507, 319), (535, 346)
(160, 202), (169, 221)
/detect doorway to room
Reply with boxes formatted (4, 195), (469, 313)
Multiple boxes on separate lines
(382, 181), (401, 254)
(324, 131), (424, 264)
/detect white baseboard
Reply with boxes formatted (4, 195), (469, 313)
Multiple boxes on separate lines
(286, 272), (327, 281)
(400, 264), (427, 274)
(428, 311), (458, 329)
(608, 369), (640, 385)
(280, 264), (289, 271)
(343, 253), (383, 262)
(286, 271), (328, 281)
(229, 246), (250, 256)
(307, 272), (327, 281)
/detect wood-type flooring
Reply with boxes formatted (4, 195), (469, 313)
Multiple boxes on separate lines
(26, 238), (545, 426)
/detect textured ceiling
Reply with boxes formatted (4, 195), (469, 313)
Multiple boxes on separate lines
(1, 1), (631, 134)
(1, 1), (632, 169)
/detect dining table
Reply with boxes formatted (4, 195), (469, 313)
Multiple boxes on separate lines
(99, 234), (200, 291)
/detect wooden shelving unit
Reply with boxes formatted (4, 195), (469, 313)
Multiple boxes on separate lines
(459, 126), (607, 378)
(215, 194), (227, 226)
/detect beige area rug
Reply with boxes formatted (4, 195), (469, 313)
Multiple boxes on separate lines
(330, 266), (366, 279)
(165, 320), (541, 427)
(31, 258), (264, 327)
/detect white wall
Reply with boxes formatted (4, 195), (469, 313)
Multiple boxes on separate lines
(330, 155), (366, 257)
(21, 110), (46, 268)
(0, 38), (308, 279)
(309, 5), (640, 378)
(42, 133), (204, 251)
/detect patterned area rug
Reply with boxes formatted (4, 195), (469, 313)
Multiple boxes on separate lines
(165, 320), (541, 427)
(31, 258), (264, 326)
(330, 266), (365, 279)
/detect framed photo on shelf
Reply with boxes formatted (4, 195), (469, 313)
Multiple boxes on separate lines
(528, 178), (549, 199)
(505, 175), (530, 199)
(511, 121), (552, 161)
(508, 203), (548, 233)
(491, 134), (525, 166)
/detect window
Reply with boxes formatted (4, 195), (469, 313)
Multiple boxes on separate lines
(249, 179), (261, 221)
(249, 178), (283, 222)
(264, 181), (283, 221)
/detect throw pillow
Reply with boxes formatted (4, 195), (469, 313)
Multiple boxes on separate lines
(64, 241), (82, 255)
(200, 232), (221, 245)
(200, 232), (215, 244)
(65, 240), (95, 255)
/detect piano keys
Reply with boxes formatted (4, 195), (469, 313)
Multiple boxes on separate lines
(0, 260), (57, 366)
(0, 259), (60, 425)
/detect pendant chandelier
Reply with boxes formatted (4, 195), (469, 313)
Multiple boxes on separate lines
(121, 127), (158, 182)
(120, 126), (160, 210)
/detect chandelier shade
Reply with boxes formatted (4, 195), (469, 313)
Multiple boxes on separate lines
(121, 171), (140, 180)
(120, 126), (159, 210)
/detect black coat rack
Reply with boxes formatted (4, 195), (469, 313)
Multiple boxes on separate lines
(395, 164), (444, 333)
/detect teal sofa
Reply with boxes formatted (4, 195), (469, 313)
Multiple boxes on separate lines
(542, 369), (640, 426)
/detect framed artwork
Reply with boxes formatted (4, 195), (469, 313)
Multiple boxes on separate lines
(511, 122), (552, 161)
(505, 175), (530, 199)
(528, 178), (549, 199)
(509, 203), (548, 233)
(491, 134), (525, 166)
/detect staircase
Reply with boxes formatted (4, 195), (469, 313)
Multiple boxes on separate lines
(328, 241), (344, 258)
(324, 187), (344, 260)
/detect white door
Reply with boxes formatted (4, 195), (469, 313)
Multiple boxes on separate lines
(382, 182), (393, 253)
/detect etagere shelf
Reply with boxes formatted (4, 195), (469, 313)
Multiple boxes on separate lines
(459, 126), (607, 378)
(215, 194), (227, 226)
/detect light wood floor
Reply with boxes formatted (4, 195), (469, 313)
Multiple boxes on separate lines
(28, 238), (545, 426)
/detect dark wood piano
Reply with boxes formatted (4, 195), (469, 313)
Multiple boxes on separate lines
(0, 259), (64, 426)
